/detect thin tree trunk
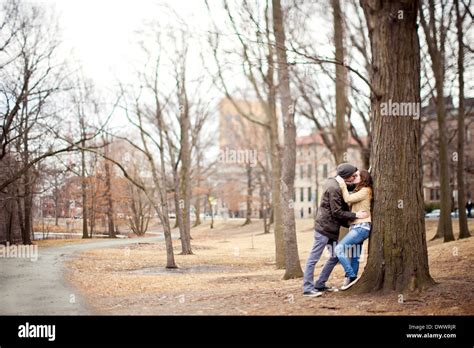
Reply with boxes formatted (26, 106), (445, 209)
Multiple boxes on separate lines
(194, 196), (202, 227)
(243, 163), (253, 226)
(54, 176), (59, 226)
(80, 119), (88, 239)
(259, 172), (270, 234)
(207, 194), (214, 229)
(355, 0), (434, 292)
(104, 143), (116, 238)
(173, 171), (185, 238)
(455, 0), (470, 239)
(433, 87), (454, 242)
(193, 152), (202, 227)
(179, 140), (193, 253)
(333, 0), (348, 163)
(272, 0), (303, 280)
(419, 0), (454, 242)
(265, 49), (284, 263)
(265, 3), (285, 267)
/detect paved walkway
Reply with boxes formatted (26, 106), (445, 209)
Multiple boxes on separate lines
(0, 235), (170, 315)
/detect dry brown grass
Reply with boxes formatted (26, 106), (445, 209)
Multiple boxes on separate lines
(64, 218), (474, 315)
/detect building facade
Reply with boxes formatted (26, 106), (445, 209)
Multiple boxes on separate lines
(294, 133), (365, 218)
(421, 97), (474, 208)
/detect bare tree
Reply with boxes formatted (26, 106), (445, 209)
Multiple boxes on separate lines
(419, 0), (455, 242)
(206, 0), (286, 268)
(332, 0), (349, 164)
(272, 0), (303, 279)
(354, 0), (434, 292)
(103, 136), (116, 238)
(0, 2), (67, 244)
(290, 0), (371, 168)
(454, 0), (471, 239)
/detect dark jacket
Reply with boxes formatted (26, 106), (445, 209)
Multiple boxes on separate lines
(314, 177), (356, 240)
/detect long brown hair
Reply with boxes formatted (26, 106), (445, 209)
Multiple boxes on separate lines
(354, 169), (373, 198)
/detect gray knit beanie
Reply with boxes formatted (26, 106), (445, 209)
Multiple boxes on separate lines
(336, 163), (358, 179)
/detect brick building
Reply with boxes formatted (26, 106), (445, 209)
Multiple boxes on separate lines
(421, 97), (474, 208)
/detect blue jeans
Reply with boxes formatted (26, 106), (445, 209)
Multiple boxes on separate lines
(303, 230), (339, 292)
(335, 222), (371, 279)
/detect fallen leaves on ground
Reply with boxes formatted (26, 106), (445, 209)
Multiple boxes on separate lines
(64, 219), (474, 315)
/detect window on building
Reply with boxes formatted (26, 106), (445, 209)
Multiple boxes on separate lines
(308, 207), (312, 215)
(300, 188), (304, 202)
(308, 187), (312, 202)
(307, 164), (312, 178)
(322, 163), (328, 178)
(300, 165), (304, 179)
(467, 129), (472, 144)
(430, 188), (440, 201)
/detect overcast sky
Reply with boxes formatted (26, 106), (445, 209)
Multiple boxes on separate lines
(38, 0), (214, 89)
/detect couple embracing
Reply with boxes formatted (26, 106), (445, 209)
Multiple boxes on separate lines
(303, 163), (373, 297)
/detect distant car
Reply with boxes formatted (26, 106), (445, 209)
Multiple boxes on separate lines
(450, 209), (470, 218)
(425, 209), (440, 218)
(168, 213), (176, 219)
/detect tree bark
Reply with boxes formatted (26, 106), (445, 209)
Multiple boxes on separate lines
(207, 194), (214, 229)
(80, 117), (89, 239)
(243, 163), (253, 226)
(419, 0), (454, 242)
(333, 0), (348, 163)
(179, 102), (193, 254)
(54, 176), (59, 226)
(269, 77), (285, 268)
(455, 0), (470, 239)
(355, 0), (434, 292)
(193, 151), (202, 227)
(272, 0), (303, 280)
(104, 143), (116, 238)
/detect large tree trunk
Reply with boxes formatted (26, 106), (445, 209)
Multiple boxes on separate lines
(333, 0), (348, 163)
(455, 0), (470, 239)
(272, 0), (303, 280)
(355, 0), (434, 292)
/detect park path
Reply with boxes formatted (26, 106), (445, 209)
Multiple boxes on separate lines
(0, 234), (171, 315)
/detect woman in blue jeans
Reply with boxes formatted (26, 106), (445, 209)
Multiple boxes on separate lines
(335, 169), (373, 290)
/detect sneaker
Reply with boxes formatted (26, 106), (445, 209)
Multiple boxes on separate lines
(340, 277), (358, 291)
(315, 285), (339, 292)
(303, 290), (323, 297)
(342, 277), (351, 288)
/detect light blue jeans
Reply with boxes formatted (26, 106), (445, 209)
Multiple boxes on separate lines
(334, 222), (371, 279)
(303, 231), (339, 292)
